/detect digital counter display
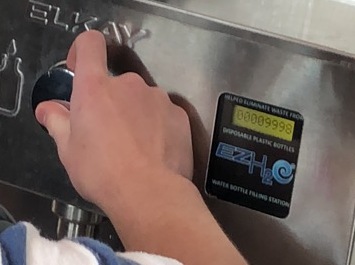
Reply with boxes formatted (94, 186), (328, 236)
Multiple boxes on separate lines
(232, 105), (295, 141)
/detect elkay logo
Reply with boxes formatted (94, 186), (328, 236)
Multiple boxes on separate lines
(27, 0), (148, 48)
(216, 142), (295, 186)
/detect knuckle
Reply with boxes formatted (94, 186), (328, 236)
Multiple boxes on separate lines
(119, 72), (145, 86)
(158, 88), (169, 98)
(153, 87), (170, 101)
(174, 105), (190, 123)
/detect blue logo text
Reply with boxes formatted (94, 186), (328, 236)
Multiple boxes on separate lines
(215, 142), (295, 186)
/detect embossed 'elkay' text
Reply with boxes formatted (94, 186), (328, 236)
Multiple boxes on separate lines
(27, 0), (148, 48)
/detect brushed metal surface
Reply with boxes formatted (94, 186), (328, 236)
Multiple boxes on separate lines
(155, 0), (355, 56)
(0, 0), (354, 264)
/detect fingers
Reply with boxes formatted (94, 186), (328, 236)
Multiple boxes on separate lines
(35, 101), (70, 150)
(66, 30), (108, 77)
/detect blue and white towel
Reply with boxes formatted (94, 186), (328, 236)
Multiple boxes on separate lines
(0, 222), (182, 265)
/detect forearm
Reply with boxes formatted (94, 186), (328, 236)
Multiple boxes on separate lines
(99, 172), (248, 265)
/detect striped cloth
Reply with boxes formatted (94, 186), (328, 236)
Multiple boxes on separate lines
(0, 223), (182, 265)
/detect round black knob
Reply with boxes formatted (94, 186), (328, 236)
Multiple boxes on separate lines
(32, 67), (73, 113)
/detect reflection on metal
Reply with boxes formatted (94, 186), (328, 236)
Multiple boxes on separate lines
(0, 0), (354, 264)
(51, 200), (103, 239)
(0, 39), (24, 117)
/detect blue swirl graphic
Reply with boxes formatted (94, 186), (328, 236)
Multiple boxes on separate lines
(272, 160), (295, 185)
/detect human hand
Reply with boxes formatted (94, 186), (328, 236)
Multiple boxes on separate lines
(35, 30), (193, 206)
(35, 31), (247, 265)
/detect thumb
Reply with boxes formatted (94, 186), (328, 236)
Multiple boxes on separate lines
(35, 101), (70, 149)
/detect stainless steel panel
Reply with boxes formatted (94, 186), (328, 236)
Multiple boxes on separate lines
(0, 0), (354, 264)
(155, 0), (355, 57)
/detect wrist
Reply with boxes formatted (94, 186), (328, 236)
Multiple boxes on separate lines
(95, 168), (247, 265)
(96, 167), (203, 218)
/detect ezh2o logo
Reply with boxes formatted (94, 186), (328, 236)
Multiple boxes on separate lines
(216, 143), (295, 186)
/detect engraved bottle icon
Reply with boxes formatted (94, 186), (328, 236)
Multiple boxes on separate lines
(0, 39), (24, 117)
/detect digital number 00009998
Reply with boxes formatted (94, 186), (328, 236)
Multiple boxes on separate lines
(232, 106), (295, 141)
